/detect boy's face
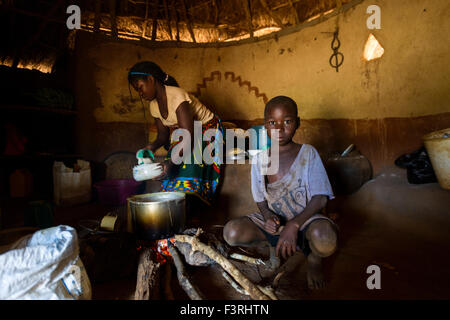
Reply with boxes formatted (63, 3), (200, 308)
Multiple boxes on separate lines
(264, 103), (299, 146)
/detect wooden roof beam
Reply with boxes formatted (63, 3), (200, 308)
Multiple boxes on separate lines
(259, 0), (284, 28)
(109, 0), (118, 37)
(243, 0), (253, 39)
(163, 0), (173, 40)
(141, 0), (149, 38)
(180, 0), (196, 43)
(12, 0), (64, 68)
(288, 0), (300, 24)
(151, 0), (159, 41)
(94, 0), (102, 32)
(171, 4), (180, 41)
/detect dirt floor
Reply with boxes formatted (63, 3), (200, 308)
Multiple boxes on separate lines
(1, 165), (449, 300)
(88, 165), (450, 300)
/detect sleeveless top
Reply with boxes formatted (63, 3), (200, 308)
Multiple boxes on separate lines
(149, 85), (214, 127)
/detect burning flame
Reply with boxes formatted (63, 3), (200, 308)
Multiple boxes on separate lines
(136, 238), (176, 264)
(157, 238), (176, 264)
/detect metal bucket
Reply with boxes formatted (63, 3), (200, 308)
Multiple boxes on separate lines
(126, 192), (186, 241)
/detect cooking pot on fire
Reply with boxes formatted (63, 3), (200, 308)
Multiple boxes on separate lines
(126, 192), (186, 241)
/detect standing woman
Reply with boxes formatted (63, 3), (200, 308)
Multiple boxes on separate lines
(128, 61), (224, 207)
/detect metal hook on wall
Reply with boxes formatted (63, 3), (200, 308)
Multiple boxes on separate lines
(329, 28), (344, 72)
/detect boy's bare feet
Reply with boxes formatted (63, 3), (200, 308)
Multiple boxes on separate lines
(306, 252), (326, 289)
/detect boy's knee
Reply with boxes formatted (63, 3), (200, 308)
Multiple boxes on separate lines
(223, 219), (242, 246)
(306, 220), (338, 258)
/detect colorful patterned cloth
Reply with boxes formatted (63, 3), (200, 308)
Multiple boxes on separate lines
(161, 115), (224, 205)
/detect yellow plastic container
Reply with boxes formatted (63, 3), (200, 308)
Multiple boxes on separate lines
(423, 128), (450, 190)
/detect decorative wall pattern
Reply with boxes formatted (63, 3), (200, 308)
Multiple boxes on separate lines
(189, 71), (268, 104)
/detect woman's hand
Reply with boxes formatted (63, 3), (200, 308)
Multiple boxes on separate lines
(276, 221), (300, 259)
(144, 143), (156, 154)
(152, 161), (172, 181)
(262, 213), (280, 235)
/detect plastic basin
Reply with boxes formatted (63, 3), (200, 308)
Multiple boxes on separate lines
(423, 128), (450, 190)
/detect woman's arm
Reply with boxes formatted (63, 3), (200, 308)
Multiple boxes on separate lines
(175, 101), (194, 138)
(147, 118), (170, 152)
(175, 101), (195, 153)
(150, 102), (193, 181)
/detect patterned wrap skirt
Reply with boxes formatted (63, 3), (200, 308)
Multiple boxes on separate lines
(161, 115), (224, 205)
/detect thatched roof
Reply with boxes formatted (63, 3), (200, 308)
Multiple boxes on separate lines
(0, 0), (355, 72)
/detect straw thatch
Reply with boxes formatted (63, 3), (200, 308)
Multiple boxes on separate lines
(0, 0), (354, 72)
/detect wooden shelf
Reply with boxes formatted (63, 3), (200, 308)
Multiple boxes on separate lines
(0, 104), (77, 115)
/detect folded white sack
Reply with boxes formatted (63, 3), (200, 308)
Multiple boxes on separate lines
(0, 225), (91, 300)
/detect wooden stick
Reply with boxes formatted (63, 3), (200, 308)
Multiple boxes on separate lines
(167, 242), (204, 300)
(212, 0), (219, 26)
(164, 262), (175, 300)
(229, 253), (264, 265)
(272, 271), (285, 289)
(171, 4), (180, 41)
(120, 0), (129, 15)
(259, 0), (284, 28)
(221, 270), (248, 295)
(272, 251), (304, 289)
(288, 0), (300, 24)
(142, 0), (149, 38)
(174, 230), (271, 300)
(12, 0), (63, 68)
(151, 0), (159, 41)
(221, 270), (278, 300)
(243, 0), (254, 39)
(134, 248), (161, 300)
(267, 245), (281, 271)
(94, 0), (102, 32)
(109, 0), (118, 37)
(163, 0), (173, 40)
(180, 0), (196, 43)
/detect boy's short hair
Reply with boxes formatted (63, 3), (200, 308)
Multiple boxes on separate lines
(264, 96), (298, 117)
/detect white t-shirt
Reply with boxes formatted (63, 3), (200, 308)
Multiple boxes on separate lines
(249, 144), (334, 229)
(149, 85), (214, 127)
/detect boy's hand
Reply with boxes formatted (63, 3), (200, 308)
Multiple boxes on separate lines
(276, 221), (300, 259)
(263, 214), (280, 235)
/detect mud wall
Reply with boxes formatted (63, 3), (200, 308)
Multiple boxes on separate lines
(73, 0), (450, 173)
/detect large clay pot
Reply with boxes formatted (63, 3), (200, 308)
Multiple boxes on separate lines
(325, 151), (372, 195)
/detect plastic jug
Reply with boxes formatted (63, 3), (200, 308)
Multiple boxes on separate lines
(250, 125), (271, 150)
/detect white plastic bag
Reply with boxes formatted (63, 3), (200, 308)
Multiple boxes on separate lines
(0, 225), (92, 300)
(53, 160), (92, 206)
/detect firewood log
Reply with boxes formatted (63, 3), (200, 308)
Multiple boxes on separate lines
(134, 248), (161, 300)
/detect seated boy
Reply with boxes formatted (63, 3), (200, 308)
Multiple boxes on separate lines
(223, 96), (338, 290)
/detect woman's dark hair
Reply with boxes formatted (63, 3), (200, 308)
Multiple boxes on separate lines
(128, 61), (179, 87)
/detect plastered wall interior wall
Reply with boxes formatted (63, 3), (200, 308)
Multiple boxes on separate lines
(77, 0), (450, 125)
